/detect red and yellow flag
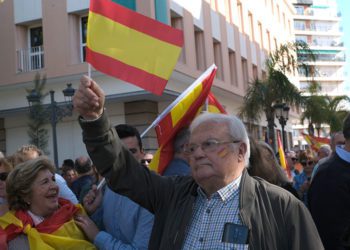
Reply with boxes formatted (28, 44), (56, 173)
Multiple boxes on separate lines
(86, 0), (184, 95)
(277, 131), (291, 179)
(207, 92), (227, 114)
(0, 199), (95, 250)
(302, 133), (330, 152)
(148, 65), (218, 174)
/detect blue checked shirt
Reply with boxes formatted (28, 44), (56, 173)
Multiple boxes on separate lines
(182, 175), (249, 250)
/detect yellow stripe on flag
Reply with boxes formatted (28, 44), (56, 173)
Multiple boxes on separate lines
(170, 83), (203, 126)
(149, 148), (161, 172)
(87, 12), (181, 80)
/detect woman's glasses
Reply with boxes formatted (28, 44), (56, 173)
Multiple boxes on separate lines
(0, 172), (9, 181)
(301, 160), (314, 166)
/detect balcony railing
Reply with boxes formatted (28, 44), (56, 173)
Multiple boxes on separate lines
(296, 0), (313, 5)
(17, 46), (44, 73)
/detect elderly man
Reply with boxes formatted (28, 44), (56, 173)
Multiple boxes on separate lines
(74, 76), (323, 249)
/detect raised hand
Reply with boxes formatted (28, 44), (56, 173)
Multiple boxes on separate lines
(82, 185), (103, 215)
(73, 75), (105, 120)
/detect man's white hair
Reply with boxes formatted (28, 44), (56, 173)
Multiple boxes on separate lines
(190, 112), (250, 167)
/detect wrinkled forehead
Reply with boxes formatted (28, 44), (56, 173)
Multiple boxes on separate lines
(190, 121), (230, 142)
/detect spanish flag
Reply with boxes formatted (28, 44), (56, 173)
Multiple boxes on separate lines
(207, 92), (227, 114)
(0, 199), (96, 250)
(148, 65), (217, 174)
(302, 132), (330, 153)
(86, 0), (184, 96)
(277, 131), (291, 179)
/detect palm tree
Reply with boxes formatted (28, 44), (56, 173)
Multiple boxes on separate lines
(301, 95), (350, 136)
(240, 42), (314, 151)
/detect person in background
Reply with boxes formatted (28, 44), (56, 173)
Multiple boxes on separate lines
(249, 140), (299, 198)
(14, 145), (78, 204)
(163, 128), (191, 176)
(77, 124), (154, 250)
(0, 157), (96, 249)
(61, 160), (77, 187)
(311, 131), (345, 180)
(141, 152), (153, 168)
(309, 114), (350, 249)
(71, 156), (94, 203)
(0, 158), (13, 215)
(73, 75), (323, 250)
(293, 151), (315, 206)
(285, 150), (299, 180)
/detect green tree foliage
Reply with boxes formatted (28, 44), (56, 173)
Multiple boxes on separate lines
(26, 73), (49, 154)
(239, 42), (314, 151)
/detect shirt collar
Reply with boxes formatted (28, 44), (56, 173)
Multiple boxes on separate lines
(197, 175), (242, 201)
(336, 145), (350, 163)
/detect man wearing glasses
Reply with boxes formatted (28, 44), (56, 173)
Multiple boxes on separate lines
(74, 76), (323, 250)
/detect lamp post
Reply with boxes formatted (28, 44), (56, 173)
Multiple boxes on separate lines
(27, 83), (75, 168)
(273, 103), (290, 151)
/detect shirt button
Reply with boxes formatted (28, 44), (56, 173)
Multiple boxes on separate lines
(206, 208), (210, 214)
(199, 237), (204, 243)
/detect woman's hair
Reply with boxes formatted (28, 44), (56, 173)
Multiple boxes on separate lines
(0, 158), (13, 173)
(248, 138), (289, 186)
(6, 156), (55, 211)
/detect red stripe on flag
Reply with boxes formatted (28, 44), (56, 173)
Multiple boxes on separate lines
(86, 47), (167, 95)
(208, 92), (227, 114)
(156, 69), (217, 146)
(89, 0), (183, 47)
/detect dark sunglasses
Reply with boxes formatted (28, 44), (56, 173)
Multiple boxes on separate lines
(291, 157), (297, 162)
(301, 161), (314, 166)
(141, 159), (152, 164)
(0, 172), (9, 181)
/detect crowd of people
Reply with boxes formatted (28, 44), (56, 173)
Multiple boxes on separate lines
(0, 75), (348, 249)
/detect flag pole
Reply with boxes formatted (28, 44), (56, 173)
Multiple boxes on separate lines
(140, 64), (217, 138)
(88, 64), (91, 79)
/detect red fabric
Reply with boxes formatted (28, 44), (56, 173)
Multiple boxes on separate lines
(89, 0), (183, 46)
(155, 68), (217, 174)
(208, 92), (227, 114)
(4, 198), (80, 242)
(86, 47), (167, 96)
(155, 69), (217, 147)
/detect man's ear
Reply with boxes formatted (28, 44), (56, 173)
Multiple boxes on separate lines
(238, 143), (247, 162)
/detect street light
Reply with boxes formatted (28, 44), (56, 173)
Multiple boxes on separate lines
(273, 103), (290, 151)
(27, 83), (75, 168)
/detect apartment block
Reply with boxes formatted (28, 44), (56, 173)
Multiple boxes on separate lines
(0, 0), (295, 164)
(293, 0), (345, 95)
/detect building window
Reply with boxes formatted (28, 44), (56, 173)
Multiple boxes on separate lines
(80, 16), (88, 62)
(248, 12), (254, 41)
(229, 49), (238, 86)
(29, 26), (44, 70)
(17, 25), (44, 72)
(258, 22), (263, 48)
(252, 64), (258, 79)
(195, 27), (206, 71)
(242, 58), (248, 89)
(237, 1), (244, 33)
(213, 39), (223, 80)
(171, 11), (185, 64)
(266, 30), (271, 51)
